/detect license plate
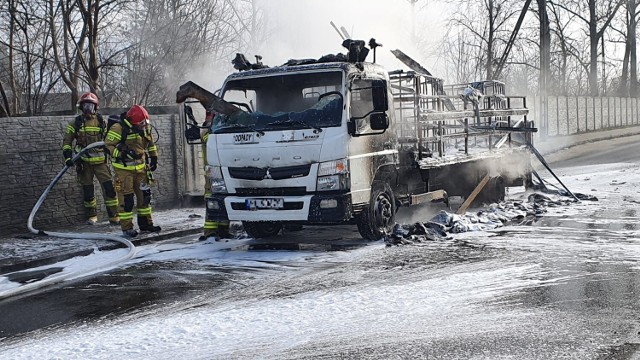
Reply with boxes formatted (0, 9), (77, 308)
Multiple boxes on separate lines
(234, 133), (255, 144)
(245, 198), (284, 210)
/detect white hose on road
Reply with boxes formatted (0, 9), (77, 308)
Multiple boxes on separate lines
(0, 141), (136, 300)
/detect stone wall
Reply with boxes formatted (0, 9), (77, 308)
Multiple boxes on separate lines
(0, 108), (185, 235)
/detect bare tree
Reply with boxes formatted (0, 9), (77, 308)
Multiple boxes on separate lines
(120, 0), (263, 106)
(447, 0), (525, 80)
(0, 0), (20, 115)
(552, 0), (623, 96)
(548, 2), (580, 95)
(611, 0), (640, 96)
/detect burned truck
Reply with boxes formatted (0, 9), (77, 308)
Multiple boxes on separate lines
(177, 40), (536, 240)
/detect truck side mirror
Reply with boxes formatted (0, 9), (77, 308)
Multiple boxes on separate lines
(370, 112), (389, 130)
(371, 80), (388, 112)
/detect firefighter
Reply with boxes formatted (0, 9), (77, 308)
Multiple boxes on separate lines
(105, 104), (160, 237)
(200, 110), (231, 241)
(62, 92), (119, 225)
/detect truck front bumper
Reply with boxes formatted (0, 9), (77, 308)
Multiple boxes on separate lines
(206, 193), (352, 223)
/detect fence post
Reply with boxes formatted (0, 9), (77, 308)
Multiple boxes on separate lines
(608, 97), (611, 128)
(576, 96), (580, 133)
(556, 96), (560, 136)
(600, 97), (603, 130)
(566, 96), (569, 135)
(627, 97), (629, 126)
(592, 97), (595, 130)
(585, 96), (589, 131)
(613, 97), (616, 127)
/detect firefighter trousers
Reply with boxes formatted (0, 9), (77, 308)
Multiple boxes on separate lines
(113, 168), (156, 231)
(76, 161), (118, 221)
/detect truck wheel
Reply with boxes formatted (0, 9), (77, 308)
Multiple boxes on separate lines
(243, 221), (283, 239)
(476, 176), (505, 204)
(356, 183), (396, 240)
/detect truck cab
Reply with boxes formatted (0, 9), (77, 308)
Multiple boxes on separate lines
(200, 62), (400, 239)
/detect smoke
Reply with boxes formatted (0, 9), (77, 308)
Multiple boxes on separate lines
(176, 1), (451, 94)
(249, 0), (447, 74)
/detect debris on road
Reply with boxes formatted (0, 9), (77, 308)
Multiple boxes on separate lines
(386, 190), (598, 246)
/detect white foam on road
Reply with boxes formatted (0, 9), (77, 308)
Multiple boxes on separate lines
(2, 161), (640, 358)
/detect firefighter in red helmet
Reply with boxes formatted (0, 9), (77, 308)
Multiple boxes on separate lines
(62, 92), (119, 225)
(105, 104), (160, 237)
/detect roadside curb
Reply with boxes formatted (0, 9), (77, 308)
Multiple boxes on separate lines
(0, 227), (202, 275)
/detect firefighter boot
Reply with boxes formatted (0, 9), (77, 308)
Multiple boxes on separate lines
(103, 181), (119, 225)
(106, 204), (120, 225)
(138, 215), (161, 233)
(200, 221), (231, 241)
(122, 229), (138, 238)
(83, 185), (98, 225)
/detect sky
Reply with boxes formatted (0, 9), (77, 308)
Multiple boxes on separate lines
(261, 0), (446, 69)
(196, 0), (450, 87)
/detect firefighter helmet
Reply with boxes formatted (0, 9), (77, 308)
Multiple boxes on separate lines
(127, 104), (150, 127)
(78, 92), (99, 107)
(77, 92), (99, 114)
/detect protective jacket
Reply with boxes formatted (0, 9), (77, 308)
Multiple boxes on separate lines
(105, 121), (158, 170)
(62, 114), (107, 164)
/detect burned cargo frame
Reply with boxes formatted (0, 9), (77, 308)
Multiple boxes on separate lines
(389, 70), (534, 207)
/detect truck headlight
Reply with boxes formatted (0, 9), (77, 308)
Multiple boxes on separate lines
(318, 158), (349, 176)
(317, 159), (349, 191)
(206, 165), (227, 194)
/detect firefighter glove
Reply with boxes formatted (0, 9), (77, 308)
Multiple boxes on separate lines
(63, 149), (74, 167)
(149, 156), (158, 171)
(121, 149), (140, 161)
(123, 149), (140, 160)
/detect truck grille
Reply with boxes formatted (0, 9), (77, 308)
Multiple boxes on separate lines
(228, 164), (311, 180)
(235, 187), (307, 196)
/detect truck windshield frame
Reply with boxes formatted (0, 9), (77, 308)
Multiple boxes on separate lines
(213, 71), (344, 134)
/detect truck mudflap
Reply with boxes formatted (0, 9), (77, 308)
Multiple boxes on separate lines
(212, 193), (353, 224)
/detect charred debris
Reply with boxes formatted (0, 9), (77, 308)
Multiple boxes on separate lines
(231, 38), (383, 72)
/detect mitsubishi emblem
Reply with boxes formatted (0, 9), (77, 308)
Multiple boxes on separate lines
(264, 168), (272, 179)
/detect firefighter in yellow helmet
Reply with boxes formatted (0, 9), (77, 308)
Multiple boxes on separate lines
(105, 105), (160, 237)
(62, 92), (119, 225)
(200, 110), (231, 241)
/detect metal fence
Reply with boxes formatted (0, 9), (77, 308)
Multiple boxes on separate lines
(530, 96), (640, 138)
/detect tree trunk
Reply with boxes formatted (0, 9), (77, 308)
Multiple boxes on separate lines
(621, 38), (630, 96)
(0, 81), (9, 117)
(539, 0), (551, 135)
(588, 0), (599, 96)
(8, 0), (18, 114)
(630, 0), (638, 97)
(486, 0), (495, 80)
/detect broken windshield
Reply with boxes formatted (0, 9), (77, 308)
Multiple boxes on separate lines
(213, 71), (344, 134)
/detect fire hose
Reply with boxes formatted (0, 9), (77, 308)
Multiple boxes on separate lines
(0, 141), (136, 300)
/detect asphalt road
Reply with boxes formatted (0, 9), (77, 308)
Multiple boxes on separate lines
(2, 135), (640, 359)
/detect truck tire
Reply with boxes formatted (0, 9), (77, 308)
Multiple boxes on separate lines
(356, 182), (396, 241)
(242, 221), (283, 239)
(476, 176), (505, 205)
